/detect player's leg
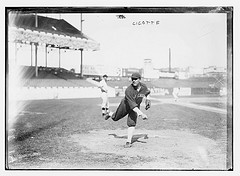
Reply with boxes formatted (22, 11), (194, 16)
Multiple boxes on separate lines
(105, 99), (128, 121)
(106, 95), (110, 114)
(125, 126), (135, 148)
(124, 111), (137, 148)
(101, 102), (106, 116)
(101, 93), (108, 116)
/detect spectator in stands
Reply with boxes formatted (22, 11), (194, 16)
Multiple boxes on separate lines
(99, 74), (110, 117)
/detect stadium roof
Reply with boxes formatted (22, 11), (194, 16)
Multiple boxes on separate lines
(8, 13), (100, 51)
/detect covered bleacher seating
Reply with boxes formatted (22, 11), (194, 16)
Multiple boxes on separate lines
(19, 66), (96, 88)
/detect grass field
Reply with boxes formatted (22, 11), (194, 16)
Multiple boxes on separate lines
(7, 95), (230, 170)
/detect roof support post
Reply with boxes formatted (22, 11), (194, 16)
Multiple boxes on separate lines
(80, 49), (83, 78)
(31, 43), (33, 66)
(35, 43), (38, 77)
(80, 13), (84, 78)
(59, 48), (61, 68)
(35, 13), (38, 77)
(45, 45), (48, 67)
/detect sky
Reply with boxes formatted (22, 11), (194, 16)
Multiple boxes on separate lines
(11, 12), (227, 71)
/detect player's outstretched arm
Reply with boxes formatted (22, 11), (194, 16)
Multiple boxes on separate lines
(133, 107), (148, 120)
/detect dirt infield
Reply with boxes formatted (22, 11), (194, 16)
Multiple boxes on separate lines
(69, 129), (226, 169)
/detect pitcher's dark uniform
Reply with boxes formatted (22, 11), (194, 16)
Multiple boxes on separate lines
(111, 82), (150, 127)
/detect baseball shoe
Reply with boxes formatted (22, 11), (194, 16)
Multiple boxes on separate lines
(124, 142), (132, 148)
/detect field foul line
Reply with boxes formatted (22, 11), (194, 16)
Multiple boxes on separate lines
(19, 111), (47, 115)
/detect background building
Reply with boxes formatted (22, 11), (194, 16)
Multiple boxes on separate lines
(143, 59), (159, 78)
(122, 68), (143, 77)
(203, 66), (227, 77)
(186, 67), (204, 77)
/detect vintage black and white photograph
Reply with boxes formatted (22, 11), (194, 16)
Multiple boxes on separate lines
(6, 7), (233, 171)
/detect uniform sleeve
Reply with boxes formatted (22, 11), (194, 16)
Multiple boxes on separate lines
(125, 87), (138, 110)
(141, 83), (151, 97)
(145, 89), (151, 97)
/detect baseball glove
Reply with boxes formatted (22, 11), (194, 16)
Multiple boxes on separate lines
(145, 99), (151, 110)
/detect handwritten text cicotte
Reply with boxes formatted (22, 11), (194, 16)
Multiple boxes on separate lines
(132, 20), (160, 25)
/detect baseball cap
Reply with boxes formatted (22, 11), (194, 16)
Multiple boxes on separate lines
(103, 74), (108, 78)
(131, 72), (141, 79)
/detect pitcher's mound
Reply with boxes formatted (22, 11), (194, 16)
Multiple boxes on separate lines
(70, 129), (226, 169)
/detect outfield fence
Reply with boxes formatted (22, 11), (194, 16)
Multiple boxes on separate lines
(12, 86), (222, 101)
(13, 86), (116, 100)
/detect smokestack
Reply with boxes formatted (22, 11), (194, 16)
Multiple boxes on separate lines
(169, 48), (171, 72)
(35, 13), (38, 28)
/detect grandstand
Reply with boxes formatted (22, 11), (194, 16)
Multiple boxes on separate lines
(9, 13), (100, 85)
(20, 66), (95, 88)
(18, 65), (226, 98)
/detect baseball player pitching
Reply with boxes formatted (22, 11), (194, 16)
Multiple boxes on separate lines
(104, 72), (151, 148)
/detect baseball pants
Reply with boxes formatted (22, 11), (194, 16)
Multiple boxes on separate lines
(101, 92), (109, 115)
(111, 99), (138, 127)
